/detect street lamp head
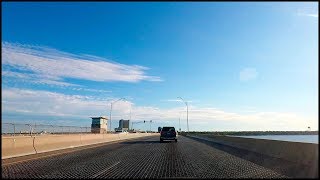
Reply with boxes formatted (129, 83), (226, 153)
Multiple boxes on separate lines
(112, 97), (126, 104)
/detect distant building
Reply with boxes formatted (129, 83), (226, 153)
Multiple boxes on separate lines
(115, 119), (130, 132)
(91, 117), (108, 133)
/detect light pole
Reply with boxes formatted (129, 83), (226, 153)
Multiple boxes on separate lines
(129, 107), (132, 122)
(179, 116), (181, 132)
(109, 98), (126, 133)
(177, 97), (189, 132)
(149, 120), (152, 132)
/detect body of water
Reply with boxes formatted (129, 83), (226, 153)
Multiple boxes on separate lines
(231, 135), (318, 144)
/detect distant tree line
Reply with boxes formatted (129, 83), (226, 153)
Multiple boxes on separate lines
(184, 131), (318, 136)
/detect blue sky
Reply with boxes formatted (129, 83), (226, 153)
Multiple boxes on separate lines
(2, 2), (318, 131)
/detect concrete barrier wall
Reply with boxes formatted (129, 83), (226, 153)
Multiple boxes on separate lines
(187, 134), (318, 166)
(80, 134), (105, 146)
(2, 133), (156, 159)
(2, 136), (36, 158)
(35, 134), (82, 154)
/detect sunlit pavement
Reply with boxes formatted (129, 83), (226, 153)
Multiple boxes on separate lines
(2, 135), (286, 178)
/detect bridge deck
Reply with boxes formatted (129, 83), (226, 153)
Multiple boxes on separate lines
(2, 135), (286, 178)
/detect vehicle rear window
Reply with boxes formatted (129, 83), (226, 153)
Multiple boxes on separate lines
(162, 127), (175, 131)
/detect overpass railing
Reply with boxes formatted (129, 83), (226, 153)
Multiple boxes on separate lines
(2, 123), (108, 136)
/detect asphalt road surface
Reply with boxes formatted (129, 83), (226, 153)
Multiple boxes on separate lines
(2, 135), (287, 179)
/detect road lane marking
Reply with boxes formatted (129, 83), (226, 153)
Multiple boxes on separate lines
(92, 161), (120, 178)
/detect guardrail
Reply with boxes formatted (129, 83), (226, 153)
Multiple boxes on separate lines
(2, 123), (108, 136)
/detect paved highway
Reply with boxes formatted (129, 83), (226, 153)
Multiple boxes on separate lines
(2, 135), (287, 178)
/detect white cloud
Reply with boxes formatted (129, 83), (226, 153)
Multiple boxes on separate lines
(2, 42), (162, 85)
(239, 67), (258, 81)
(2, 88), (317, 131)
(2, 88), (109, 118)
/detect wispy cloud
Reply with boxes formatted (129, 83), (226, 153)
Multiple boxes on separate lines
(162, 99), (193, 103)
(2, 42), (162, 87)
(162, 99), (181, 102)
(70, 87), (112, 93)
(298, 13), (318, 18)
(297, 7), (318, 18)
(239, 67), (258, 82)
(2, 88), (316, 131)
(2, 71), (79, 87)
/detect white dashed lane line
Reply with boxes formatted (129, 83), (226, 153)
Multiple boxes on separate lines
(92, 161), (121, 178)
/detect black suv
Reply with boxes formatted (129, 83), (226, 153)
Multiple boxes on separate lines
(160, 127), (177, 142)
